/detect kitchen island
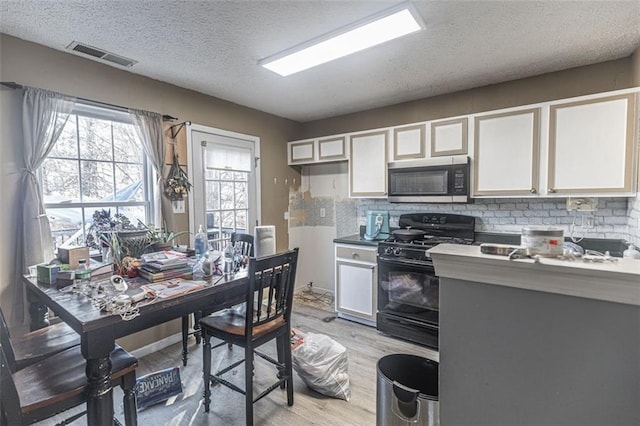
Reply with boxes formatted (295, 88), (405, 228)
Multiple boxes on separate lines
(429, 244), (640, 426)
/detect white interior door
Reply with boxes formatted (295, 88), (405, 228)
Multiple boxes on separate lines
(187, 123), (260, 250)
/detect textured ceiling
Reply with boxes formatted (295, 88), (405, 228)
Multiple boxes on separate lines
(1, 0), (640, 122)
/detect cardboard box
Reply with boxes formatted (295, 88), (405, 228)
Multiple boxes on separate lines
(58, 247), (90, 269)
(36, 264), (60, 285)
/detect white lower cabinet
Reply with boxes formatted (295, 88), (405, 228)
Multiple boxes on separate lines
(334, 244), (377, 326)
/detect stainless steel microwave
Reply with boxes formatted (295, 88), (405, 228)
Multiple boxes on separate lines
(387, 156), (470, 203)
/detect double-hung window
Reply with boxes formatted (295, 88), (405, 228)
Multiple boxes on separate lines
(40, 102), (154, 250)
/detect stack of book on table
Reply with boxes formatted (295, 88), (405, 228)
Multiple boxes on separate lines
(139, 250), (193, 282)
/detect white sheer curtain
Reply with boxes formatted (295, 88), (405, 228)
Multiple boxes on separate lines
(129, 109), (173, 231)
(14, 87), (75, 323)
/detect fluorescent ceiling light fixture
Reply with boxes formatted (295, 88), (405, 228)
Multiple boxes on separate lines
(259, 3), (424, 77)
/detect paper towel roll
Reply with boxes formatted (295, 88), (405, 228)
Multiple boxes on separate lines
(254, 225), (276, 258)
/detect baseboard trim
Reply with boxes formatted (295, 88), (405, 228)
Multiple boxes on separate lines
(129, 332), (183, 359)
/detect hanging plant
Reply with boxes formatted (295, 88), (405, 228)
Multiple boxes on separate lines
(164, 153), (192, 200)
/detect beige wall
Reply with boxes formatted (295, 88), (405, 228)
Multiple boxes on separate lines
(633, 45), (640, 86)
(297, 57), (634, 138)
(0, 34), (301, 348)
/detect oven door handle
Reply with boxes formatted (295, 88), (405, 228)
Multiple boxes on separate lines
(378, 257), (434, 268)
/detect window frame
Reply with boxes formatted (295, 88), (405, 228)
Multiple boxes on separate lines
(40, 101), (155, 249)
(186, 123), (261, 250)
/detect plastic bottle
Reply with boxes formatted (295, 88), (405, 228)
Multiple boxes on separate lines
(223, 241), (234, 276)
(75, 259), (91, 293)
(623, 244), (640, 259)
(194, 224), (206, 258)
(202, 252), (212, 281)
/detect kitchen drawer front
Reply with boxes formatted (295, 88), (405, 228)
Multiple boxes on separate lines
(336, 246), (377, 263)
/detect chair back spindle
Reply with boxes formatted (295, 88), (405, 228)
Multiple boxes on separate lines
(245, 248), (298, 335)
(231, 232), (254, 257)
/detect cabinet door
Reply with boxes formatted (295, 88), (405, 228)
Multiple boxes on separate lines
(336, 260), (376, 321)
(349, 130), (388, 197)
(393, 124), (425, 160)
(548, 94), (636, 194)
(431, 117), (468, 157)
(288, 140), (315, 165)
(474, 108), (540, 196)
(318, 136), (346, 161)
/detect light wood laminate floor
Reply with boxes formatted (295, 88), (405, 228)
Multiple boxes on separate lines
(36, 296), (437, 425)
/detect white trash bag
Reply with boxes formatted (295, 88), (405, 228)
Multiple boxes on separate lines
(291, 332), (351, 401)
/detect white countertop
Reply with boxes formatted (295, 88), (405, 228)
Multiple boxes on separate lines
(428, 244), (640, 306)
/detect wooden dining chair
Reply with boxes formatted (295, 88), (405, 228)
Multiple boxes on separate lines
(0, 307), (80, 371)
(181, 232), (255, 366)
(200, 248), (299, 426)
(1, 335), (138, 425)
(231, 231), (255, 257)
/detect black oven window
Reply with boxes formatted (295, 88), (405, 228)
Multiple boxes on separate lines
(388, 272), (439, 310)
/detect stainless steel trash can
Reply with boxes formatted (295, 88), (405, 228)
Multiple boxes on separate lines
(376, 354), (439, 425)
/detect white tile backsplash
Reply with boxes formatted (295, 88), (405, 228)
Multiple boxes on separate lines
(355, 197), (635, 242)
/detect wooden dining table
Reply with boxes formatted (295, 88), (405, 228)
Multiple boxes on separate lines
(23, 272), (248, 426)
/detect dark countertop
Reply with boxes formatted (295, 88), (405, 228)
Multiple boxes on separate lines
(333, 234), (379, 247)
(333, 230), (628, 256)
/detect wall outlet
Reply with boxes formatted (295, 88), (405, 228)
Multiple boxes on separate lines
(320, 208), (326, 218)
(566, 197), (597, 212)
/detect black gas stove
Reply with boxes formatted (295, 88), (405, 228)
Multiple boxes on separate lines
(376, 213), (475, 349)
(378, 213), (475, 264)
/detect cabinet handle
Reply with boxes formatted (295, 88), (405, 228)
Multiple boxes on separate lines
(530, 188), (537, 194)
(548, 188), (556, 193)
(351, 252), (359, 258)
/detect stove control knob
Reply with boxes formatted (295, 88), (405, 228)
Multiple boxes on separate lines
(383, 247), (393, 255)
(393, 248), (402, 256)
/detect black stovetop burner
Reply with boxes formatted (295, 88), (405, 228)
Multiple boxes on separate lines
(386, 235), (475, 246)
(378, 213), (476, 263)
(394, 212), (475, 244)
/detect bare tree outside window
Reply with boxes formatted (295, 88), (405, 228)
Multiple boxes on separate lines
(40, 104), (152, 250)
(205, 169), (249, 250)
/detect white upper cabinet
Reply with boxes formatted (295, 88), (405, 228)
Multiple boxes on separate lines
(392, 124), (425, 160)
(287, 136), (347, 165)
(288, 139), (315, 165)
(474, 108), (541, 196)
(431, 117), (468, 157)
(547, 93), (636, 195)
(349, 130), (388, 197)
(318, 136), (346, 161)
(288, 88), (638, 198)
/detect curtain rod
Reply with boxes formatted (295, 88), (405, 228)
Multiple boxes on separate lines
(0, 81), (178, 122)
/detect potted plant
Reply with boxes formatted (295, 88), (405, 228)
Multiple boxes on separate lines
(164, 154), (192, 201)
(99, 232), (142, 277)
(86, 209), (149, 262)
(145, 223), (190, 252)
